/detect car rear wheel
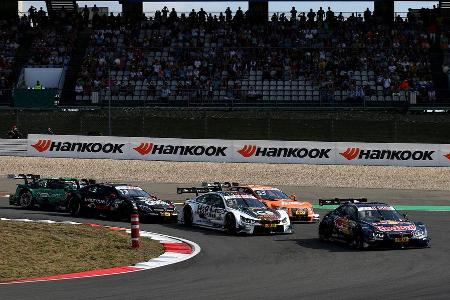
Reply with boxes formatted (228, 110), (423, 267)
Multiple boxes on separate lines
(225, 214), (237, 235)
(183, 207), (193, 226)
(19, 191), (34, 208)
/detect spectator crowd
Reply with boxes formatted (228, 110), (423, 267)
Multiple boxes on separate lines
(74, 5), (442, 104)
(0, 5), (446, 105)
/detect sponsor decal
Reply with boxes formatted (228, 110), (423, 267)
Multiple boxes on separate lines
(444, 153), (450, 160)
(334, 217), (351, 234)
(31, 140), (125, 154)
(358, 206), (395, 211)
(134, 142), (227, 157)
(375, 224), (416, 232)
(31, 140), (52, 152)
(134, 143), (153, 155)
(237, 145), (331, 159)
(339, 147), (434, 161)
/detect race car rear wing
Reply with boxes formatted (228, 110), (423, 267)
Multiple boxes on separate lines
(76, 179), (96, 188)
(7, 174), (40, 185)
(201, 182), (239, 189)
(177, 186), (221, 196)
(319, 198), (368, 206)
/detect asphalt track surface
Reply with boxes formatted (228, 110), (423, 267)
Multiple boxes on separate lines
(1, 181), (449, 300)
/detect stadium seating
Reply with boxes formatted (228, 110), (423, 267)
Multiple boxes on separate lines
(73, 7), (437, 106)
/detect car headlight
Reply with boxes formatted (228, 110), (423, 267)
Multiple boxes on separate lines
(413, 228), (427, 238)
(241, 216), (257, 224)
(282, 217), (288, 224)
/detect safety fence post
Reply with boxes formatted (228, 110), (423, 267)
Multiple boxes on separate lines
(131, 213), (140, 248)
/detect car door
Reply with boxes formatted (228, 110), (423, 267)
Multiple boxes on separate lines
(84, 185), (105, 209)
(193, 194), (209, 224)
(334, 205), (358, 239)
(47, 180), (68, 207)
(208, 194), (227, 227)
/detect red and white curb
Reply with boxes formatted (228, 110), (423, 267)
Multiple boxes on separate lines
(0, 218), (200, 285)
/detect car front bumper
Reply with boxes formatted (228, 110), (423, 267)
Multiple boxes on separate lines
(366, 235), (430, 248)
(238, 223), (294, 235)
(289, 213), (319, 223)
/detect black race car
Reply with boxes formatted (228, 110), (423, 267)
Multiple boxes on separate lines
(318, 198), (430, 249)
(67, 183), (177, 221)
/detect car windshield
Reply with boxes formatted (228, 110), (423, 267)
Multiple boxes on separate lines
(116, 186), (150, 197)
(225, 197), (267, 209)
(358, 206), (404, 222)
(254, 189), (289, 200)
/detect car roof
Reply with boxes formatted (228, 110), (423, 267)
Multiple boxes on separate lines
(344, 202), (391, 207)
(203, 191), (258, 198)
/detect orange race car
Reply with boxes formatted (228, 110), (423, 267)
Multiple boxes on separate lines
(227, 184), (319, 222)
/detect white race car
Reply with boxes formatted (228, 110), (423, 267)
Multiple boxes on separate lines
(178, 187), (293, 235)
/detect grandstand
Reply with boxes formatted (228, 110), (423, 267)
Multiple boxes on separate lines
(0, 1), (449, 109)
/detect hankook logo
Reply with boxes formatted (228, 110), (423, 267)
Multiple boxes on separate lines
(32, 139), (52, 152)
(134, 143), (154, 155)
(339, 147), (434, 161)
(340, 147), (360, 160)
(31, 140), (125, 153)
(133, 142), (227, 156)
(237, 145), (331, 159)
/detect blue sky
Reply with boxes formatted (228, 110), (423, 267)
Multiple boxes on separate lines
(19, 1), (438, 15)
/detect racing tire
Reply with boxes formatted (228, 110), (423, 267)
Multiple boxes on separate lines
(183, 207), (193, 226)
(19, 190), (34, 208)
(225, 214), (237, 235)
(352, 231), (365, 250)
(318, 222), (331, 242)
(69, 197), (83, 217)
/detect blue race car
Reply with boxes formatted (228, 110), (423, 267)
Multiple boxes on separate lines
(318, 198), (430, 249)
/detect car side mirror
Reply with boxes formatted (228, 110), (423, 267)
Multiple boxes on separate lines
(289, 194), (296, 201)
(403, 213), (408, 219)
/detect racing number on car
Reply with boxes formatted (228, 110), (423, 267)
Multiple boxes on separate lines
(197, 204), (210, 219)
(197, 204), (225, 221)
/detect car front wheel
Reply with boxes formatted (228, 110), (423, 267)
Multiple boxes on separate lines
(183, 207), (193, 226)
(19, 191), (34, 208)
(69, 197), (83, 217)
(225, 214), (237, 235)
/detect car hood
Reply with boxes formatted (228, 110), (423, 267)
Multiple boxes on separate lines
(240, 207), (282, 221)
(366, 220), (417, 232)
(266, 199), (312, 208)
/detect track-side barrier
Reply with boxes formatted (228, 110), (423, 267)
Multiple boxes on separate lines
(1, 135), (450, 167)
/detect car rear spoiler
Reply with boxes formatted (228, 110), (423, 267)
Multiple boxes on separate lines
(201, 182), (239, 189)
(7, 174), (40, 185)
(76, 179), (96, 188)
(319, 198), (368, 206)
(177, 186), (221, 196)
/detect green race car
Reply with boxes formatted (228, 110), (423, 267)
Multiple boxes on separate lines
(8, 174), (94, 211)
